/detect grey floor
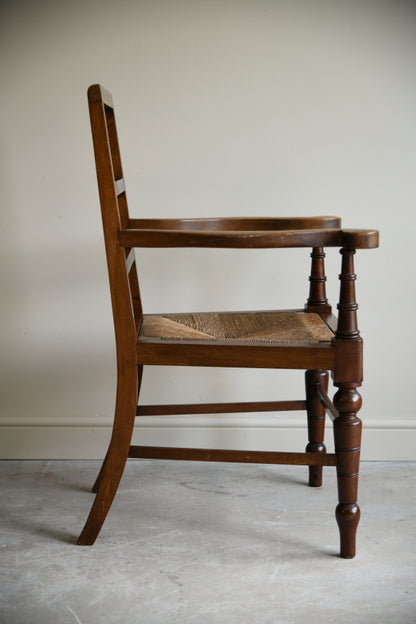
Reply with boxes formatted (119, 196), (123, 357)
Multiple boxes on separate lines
(1, 460), (415, 624)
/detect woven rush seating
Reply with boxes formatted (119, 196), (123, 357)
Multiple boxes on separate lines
(139, 310), (334, 344)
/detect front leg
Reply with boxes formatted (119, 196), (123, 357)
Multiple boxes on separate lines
(333, 384), (362, 558)
(333, 247), (363, 558)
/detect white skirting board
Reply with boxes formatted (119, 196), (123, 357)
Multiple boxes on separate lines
(0, 415), (415, 460)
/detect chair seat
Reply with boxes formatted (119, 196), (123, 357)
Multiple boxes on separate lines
(139, 310), (334, 345)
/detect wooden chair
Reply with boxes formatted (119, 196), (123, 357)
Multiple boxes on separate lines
(78, 84), (379, 557)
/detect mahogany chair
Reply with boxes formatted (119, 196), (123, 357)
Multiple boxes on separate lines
(78, 84), (379, 557)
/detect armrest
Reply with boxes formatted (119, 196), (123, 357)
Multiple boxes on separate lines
(128, 216), (342, 231)
(340, 229), (379, 249)
(119, 225), (379, 249)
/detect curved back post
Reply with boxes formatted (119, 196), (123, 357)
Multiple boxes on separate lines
(88, 85), (142, 359)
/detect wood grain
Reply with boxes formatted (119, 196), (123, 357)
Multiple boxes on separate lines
(119, 227), (379, 249)
(128, 216), (342, 231)
(136, 400), (307, 416)
(128, 446), (338, 466)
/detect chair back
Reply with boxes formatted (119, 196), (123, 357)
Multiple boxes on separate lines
(88, 85), (142, 351)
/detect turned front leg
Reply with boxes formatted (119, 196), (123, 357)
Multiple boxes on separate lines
(333, 247), (363, 558)
(333, 384), (362, 558)
(305, 369), (328, 487)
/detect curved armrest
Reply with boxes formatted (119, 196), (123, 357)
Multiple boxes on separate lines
(340, 229), (379, 249)
(119, 225), (379, 249)
(128, 216), (342, 231)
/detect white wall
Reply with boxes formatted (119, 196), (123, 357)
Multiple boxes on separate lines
(1, 0), (415, 459)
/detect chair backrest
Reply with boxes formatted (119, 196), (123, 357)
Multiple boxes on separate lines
(88, 84), (142, 352)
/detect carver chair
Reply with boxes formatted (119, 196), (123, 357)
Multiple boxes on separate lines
(78, 84), (379, 557)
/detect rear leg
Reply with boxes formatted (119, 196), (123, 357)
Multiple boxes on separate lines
(77, 364), (141, 545)
(92, 366), (143, 493)
(305, 369), (328, 487)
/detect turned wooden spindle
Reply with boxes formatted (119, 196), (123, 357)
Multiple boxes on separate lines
(335, 248), (360, 340)
(333, 385), (362, 558)
(333, 247), (363, 558)
(305, 369), (329, 487)
(305, 246), (331, 313)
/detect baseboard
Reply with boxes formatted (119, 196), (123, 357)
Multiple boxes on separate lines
(0, 415), (415, 460)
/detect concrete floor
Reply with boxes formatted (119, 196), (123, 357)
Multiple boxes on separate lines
(1, 460), (415, 624)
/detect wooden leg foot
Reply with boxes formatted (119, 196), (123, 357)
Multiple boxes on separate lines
(78, 451), (130, 545)
(333, 384), (362, 559)
(336, 503), (360, 559)
(306, 443), (325, 487)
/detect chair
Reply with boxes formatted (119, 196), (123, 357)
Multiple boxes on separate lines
(78, 84), (379, 558)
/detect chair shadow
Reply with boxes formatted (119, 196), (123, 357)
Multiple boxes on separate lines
(1, 512), (78, 545)
(2, 461), (336, 552)
(35, 526), (78, 544)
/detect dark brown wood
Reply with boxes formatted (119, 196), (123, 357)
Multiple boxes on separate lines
(137, 400), (307, 416)
(305, 370), (329, 487)
(129, 261), (143, 322)
(118, 227), (379, 249)
(333, 386), (362, 559)
(88, 83), (113, 107)
(136, 340), (335, 370)
(332, 247), (363, 558)
(78, 86), (143, 545)
(305, 247), (332, 313)
(315, 383), (338, 423)
(335, 249), (360, 341)
(334, 339), (363, 385)
(129, 216), (342, 231)
(78, 84), (378, 557)
(92, 366), (144, 495)
(77, 359), (140, 545)
(128, 446), (337, 466)
(342, 228), (379, 249)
